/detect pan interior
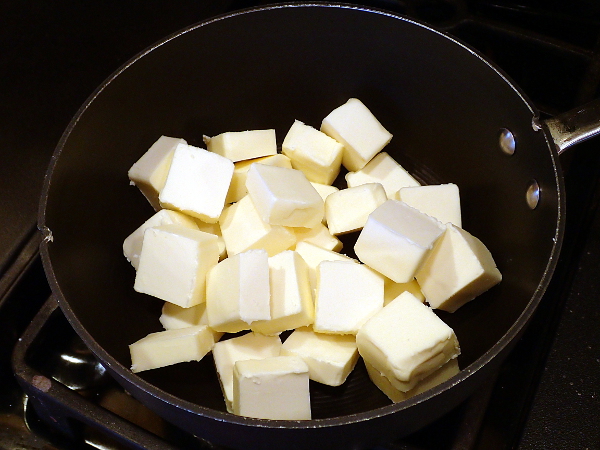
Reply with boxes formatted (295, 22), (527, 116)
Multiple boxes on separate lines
(41, 4), (561, 419)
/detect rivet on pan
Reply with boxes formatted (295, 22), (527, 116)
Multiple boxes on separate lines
(499, 128), (516, 155)
(526, 179), (540, 209)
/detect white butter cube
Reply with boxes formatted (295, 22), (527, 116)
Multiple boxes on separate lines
(134, 225), (220, 308)
(245, 164), (324, 228)
(123, 209), (199, 270)
(281, 327), (359, 386)
(396, 183), (461, 227)
(384, 277), (425, 305)
(324, 183), (387, 235)
(160, 302), (209, 330)
(346, 152), (420, 199)
(219, 195), (296, 257)
(314, 260), (384, 335)
(226, 154), (292, 204)
(282, 120), (344, 185)
(213, 332), (282, 412)
(129, 325), (216, 373)
(128, 136), (186, 210)
(233, 356), (311, 420)
(293, 223), (342, 252)
(204, 129), (277, 162)
(310, 182), (339, 201)
(251, 251), (315, 335)
(294, 241), (357, 291)
(356, 291), (460, 392)
(206, 249), (271, 333)
(354, 200), (445, 283)
(320, 98), (392, 172)
(365, 358), (459, 403)
(192, 219), (227, 261)
(415, 223), (502, 312)
(158, 144), (234, 223)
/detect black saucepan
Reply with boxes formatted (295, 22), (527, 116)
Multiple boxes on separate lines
(38, 3), (600, 449)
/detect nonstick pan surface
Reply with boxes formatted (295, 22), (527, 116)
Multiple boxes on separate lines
(39, 3), (564, 449)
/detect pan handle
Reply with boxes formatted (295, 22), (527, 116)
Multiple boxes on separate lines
(543, 97), (600, 155)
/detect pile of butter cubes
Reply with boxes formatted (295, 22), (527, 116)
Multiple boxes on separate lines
(124, 98), (502, 420)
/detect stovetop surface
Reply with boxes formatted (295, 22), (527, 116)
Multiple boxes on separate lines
(2, 1), (600, 449)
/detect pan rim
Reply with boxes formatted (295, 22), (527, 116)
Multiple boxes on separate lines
(37, 0), (566, 432)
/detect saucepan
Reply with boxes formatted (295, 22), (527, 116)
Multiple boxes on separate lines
(38, 3), (600, 449)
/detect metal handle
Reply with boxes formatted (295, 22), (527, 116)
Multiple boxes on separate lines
(543, 97), (600, 155)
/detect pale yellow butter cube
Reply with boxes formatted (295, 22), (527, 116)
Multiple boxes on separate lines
(325, 183), (387, 235)
(356, 291), (460, 392)
(123, 209), (199, 270)
(233, 356), (311, 420)
(133, 224), (220, 308)
(320, 98), (392, 172)
(294, 241), (357, 291)
(314, 260), (384, 335)
(251, 251), (315, 335)
(292, 223), (342, 252)
(226, 154), (292, 204)
(245, 164), (324, 228)
(415, 223), (502, 312)
(219, 195), (296, 257)
(213, 332), (282, 412)
(159, 302), (224, 342)
(396, 183), (462, 227)
(354, 200), (445, 283)
(384, 277), (425, 305)
(206, 249), (271, 333)
(282, 120), (344, 185)
(281, 327), (359, 386)
(192, 219), (227, 261)
(346, 152), (420, 199)
(365, 358), (459, 403)
(310, 182), (339, 200)
(128, 136), (186, 210)
(204, 129), (277, 162)
(129, 325), (215, 373)
(158, 144), (234, 223)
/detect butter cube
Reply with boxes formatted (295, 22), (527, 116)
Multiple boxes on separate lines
(128, 136), (185, 210)
(160, 301), (209, 330)
(415, 223), (502, 312)
(292, 223), (343, 252)
(204, 129), (277, 162)
(321, 98), (392, 172)
(226, 154), (292, 204)
(384, 277), (425, 305)
(206, 249), (271, 333)
(354, 200), (445, 283)
(324, 183), (387, 235)
(129, 325), (216, 373)
(245, 164), (324, 228)
(219, 195), (296, 257)
(123, 209), (199, 270)
(365, 358), (459, 403)
(346, 152), (420, 199)
(233, 356), (311, 420)
(282, 120), (344, 185)
(314, 260), (384, 335)
(396, 183), (462, 227)
(192, 219), (227, 261)
(310, 182), (339, 201)
(134, 225), (220, 308)
(213, 332), (282, 412)
(251, 251), (314, 335)
(294, 241), (357, 291)
(356, 291), (460, 392)
(281, 327), (359, 386)
(159, 144), (234, 223)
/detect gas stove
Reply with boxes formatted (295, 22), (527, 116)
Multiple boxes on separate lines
(2, 1), (600, 449)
